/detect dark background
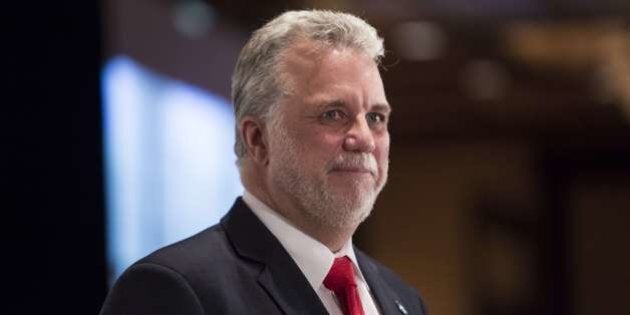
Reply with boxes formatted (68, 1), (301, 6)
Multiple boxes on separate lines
(7, 1), (106, 314)
(6, 1), (630, 314)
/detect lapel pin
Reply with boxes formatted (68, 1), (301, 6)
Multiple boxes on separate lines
(395, 300), (408, 315)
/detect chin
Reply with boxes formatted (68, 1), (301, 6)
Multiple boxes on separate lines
(313, 190), (377, 228)
(310, 207), (372, 230)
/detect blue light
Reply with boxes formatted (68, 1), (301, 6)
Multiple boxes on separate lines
(102, 56), (243, 285)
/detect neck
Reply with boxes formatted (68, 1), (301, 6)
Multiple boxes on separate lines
(242, 179), (355, 253)
(285, 209), (356, 253)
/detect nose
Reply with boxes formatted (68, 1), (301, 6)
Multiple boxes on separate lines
(342, 117), (375, 153)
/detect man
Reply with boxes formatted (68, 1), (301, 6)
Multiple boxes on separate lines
(100, 10), (428, 315)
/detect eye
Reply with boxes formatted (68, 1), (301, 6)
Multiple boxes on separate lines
(366, 112), (387, 125)
(321, 109), (345, 122)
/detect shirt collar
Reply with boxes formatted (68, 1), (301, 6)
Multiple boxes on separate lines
(242, 190), (367, 291)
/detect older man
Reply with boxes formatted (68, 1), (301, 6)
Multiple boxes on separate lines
(100, 10), (427, 315)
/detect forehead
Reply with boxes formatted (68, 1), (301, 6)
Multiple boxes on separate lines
(278, 39), (387, 106)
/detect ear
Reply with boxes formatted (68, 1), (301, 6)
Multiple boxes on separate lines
(240, 116), (269, 166)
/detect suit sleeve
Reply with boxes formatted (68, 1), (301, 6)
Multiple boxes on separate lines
(99, 262), (204, 315)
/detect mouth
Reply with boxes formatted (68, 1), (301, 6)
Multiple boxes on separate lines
(329, 167), (375, 177)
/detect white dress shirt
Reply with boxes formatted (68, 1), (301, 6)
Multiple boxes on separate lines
(243, 191), (381, 315)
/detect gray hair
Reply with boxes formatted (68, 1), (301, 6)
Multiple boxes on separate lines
(231, 10), (385, 162)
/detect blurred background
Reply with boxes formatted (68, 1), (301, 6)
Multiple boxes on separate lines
(7, 0), (630, 314)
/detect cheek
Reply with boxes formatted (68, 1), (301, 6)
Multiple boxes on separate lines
(375, 134), (390, 161)
(312, 130), (346, 152)
(293, 130), (341, 164)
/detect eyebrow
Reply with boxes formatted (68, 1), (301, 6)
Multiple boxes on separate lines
(372, 103), (392, 114)
(317, 100), (344, 108)
(315, 100), (392, 113)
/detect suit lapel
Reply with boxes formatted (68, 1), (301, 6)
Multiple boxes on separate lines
(356, 250), (404, 315)
(221, 198), (327, 315)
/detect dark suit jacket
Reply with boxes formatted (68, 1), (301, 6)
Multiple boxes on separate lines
(99, 198), (428, 314)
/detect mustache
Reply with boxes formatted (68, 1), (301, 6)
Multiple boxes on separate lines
(326, 154), (378, 175)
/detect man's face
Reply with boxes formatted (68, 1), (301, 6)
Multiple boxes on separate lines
(266, 40), (390, 229)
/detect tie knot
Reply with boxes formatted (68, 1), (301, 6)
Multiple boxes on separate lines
(324, 256), (357, 293)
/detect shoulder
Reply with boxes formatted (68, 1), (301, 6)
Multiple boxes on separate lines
(99, 226), (228, 315)
(100, 259), (205, 315)
(135, 223), (261, 290)
(140, 224), (233, 271)
(101, 223), (257, 314)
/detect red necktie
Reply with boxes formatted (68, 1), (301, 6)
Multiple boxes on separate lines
(323, 256), (365, 315)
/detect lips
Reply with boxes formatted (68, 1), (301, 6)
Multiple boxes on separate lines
(330, 166), (373, 175)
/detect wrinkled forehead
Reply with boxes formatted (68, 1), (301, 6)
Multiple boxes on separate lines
(277, 39), (378, 94)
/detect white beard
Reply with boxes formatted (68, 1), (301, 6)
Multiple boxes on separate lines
(268, 121), (387, 229)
